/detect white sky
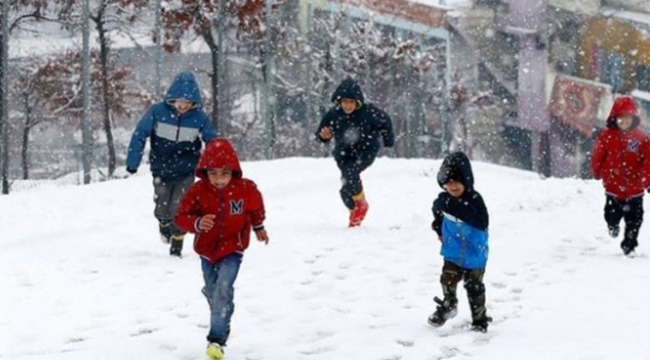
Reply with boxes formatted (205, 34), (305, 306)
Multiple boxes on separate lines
(2, 157), (649, 360)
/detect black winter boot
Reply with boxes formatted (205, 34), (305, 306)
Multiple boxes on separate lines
(608, 225), (620, 238)
(471, 316), (491, 332)
(169, 234), (184, 257)
(427, 297), (458, 327)
(159, 220), (172, 244)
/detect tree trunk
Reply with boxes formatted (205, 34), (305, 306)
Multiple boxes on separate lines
(200, 29), (220, 133)
(21, 93), (30, 180)
(1, 0), (9, 194)
(95, 14), (116, 177)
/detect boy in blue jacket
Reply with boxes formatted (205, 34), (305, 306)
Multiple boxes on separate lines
(429, 151), (490, 332)
(126, 72), (217, 257)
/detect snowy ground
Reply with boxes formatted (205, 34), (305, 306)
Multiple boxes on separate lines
(2, 157), (649, 360)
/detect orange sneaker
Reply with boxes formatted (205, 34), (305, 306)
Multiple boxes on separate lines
(349, 193), (369, 227)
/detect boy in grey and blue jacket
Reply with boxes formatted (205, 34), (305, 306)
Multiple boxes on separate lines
(126, 72), (217, 257)
(428, 151), (490, 332)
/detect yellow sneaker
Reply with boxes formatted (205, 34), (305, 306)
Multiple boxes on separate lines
(206, 342), (224, 360)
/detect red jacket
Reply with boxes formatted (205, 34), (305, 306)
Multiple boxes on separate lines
(591, 127), (650, 200)
(175, 138), (265, 264)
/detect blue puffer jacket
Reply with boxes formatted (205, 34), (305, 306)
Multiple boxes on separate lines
(126, 72), (218, 181)
(432, 152), (489, 269)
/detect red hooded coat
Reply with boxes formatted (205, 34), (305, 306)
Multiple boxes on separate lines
(591, 95), (650, 200)
(175, 138), (265, 264)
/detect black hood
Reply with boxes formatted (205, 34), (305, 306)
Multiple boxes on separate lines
(331, 77), (365, 104)
(437, 151), (475, 190)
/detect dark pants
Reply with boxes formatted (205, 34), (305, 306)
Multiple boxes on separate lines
(604, 194), (643, 251)
(153, 174), (195, 236)
(440, 260), (487, 322)
(336, 155), (375, 210)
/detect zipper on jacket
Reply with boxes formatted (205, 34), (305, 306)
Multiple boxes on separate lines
(208, 187), (226, 258)
(456, 217), (467, 265)
(175, 113), (181, 142)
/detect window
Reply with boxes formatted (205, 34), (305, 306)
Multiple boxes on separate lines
(637, 64), (650, 91)
(636, 65), (650, 116)
(600, 50), (624, 93)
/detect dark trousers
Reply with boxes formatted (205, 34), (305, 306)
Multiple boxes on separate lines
(153, 174), (195, 236)
(337, 156), (375, 210)
(604, 194), (644, 250)
(440, 260), (487, 322)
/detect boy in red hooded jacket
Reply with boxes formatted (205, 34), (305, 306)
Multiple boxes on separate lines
(175, 138), (269, 360)
(591, 95), (650, 256)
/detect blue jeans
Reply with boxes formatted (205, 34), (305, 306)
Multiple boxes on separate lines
(201, 253), (243, 344)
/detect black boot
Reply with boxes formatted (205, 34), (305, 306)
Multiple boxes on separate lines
(159, 220), (172, 244)
(471, 316), (491, 332)
(427, 297), (458, 327)
(621, 236), (638, 257)
(169, 234), (184, 257)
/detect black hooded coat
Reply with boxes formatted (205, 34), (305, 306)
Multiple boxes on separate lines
(315, 78), (394, 164)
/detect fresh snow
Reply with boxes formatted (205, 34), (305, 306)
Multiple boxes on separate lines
(2, 157), (649, 360)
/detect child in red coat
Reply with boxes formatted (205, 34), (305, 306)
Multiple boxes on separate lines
(175, 138), (269, 360)
(591, 95), (650, 256)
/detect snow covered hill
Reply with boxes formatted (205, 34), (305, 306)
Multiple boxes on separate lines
(2, 157), (649, 360)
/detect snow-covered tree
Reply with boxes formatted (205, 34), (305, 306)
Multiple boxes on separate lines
(17, 49), (137, 178)
(307, 9), (446, 158)
(54, 0), (149, 177)
(161, 0), (283, 132)
(1, 0), (50, 193)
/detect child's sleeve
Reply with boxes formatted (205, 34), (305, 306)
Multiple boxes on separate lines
(641, 135), (650, 189)
(174, 184), (203, 233)
(470, 192), (489, 230)
(372, 106), (395, 148)
(315, 109), (335, 143)
(200, 112), (218, 143)
(247, 181), (266, 230)
(125, 106), (155, 170)
(431, 196), (444, 237)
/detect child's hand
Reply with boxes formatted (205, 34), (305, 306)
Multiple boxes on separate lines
(319, 127), (332, 140)
(199, 214), (216, 231)
(255, 229), (269, 244)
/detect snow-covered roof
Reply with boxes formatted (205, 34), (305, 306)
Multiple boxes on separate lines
(549, 0), (601, 16)
(601, 6), (650, 30)
(8, 27), (215, 59)
(407, 0), (472, 10)
(324, 0), (449, 39)
(632, 89), (650, 102)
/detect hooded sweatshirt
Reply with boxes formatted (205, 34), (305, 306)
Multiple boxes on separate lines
(126, 72), (217, 181)
(432, 152), (489, 269)
(591, 95), (650, 200)
(175, 138), (265, 264)
(315, 78), (395, 163)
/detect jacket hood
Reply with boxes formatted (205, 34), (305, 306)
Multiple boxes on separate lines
(606, 95), (640, 129)
(437, 151), (475, 190)
(195, 138), (242, 179)
(165, 72), (203, 108)
(331, 77), (365, 104)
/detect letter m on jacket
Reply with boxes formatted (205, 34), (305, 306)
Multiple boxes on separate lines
(230, 199), (244, 215)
